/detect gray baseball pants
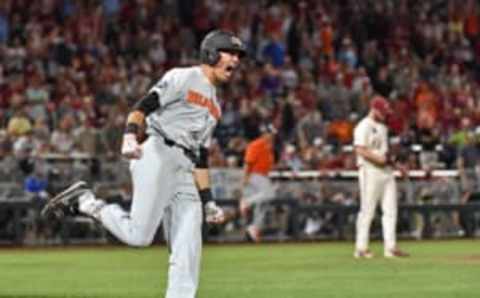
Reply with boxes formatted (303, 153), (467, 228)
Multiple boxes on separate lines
(91, 136), (202, 298)
(244, 174), (275, 228)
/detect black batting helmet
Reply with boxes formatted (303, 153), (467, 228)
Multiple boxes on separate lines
(200, 30), (247, 65)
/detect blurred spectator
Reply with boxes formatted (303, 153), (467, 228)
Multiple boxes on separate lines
(73, 114), (103, 156)
(320, 73), (354, 121)
(372, 66), (393, 98)
(0, 7), (8, 44)
(25, 72), (49, 120)
(23, 167), (48, 200)
(30, 118), (50, 155)
(259, 63), (283, 98)
(261, 32), (285, 67)
(223, 136), (247, 168)
(450, 116), (474, 148)
(209, 139), (227, 168)
(414, 81), (439, 131)
(320, 16), (334, 58)
(296, 108), (326, 150)
(279, 56), (299, 90)
(338, 37), (358, 69)
(215, 99), (243, 149)
(7, 104), (32, 137)
(50, 114), (76, 154)
(102, 0), (121, 18)
(102, 113), (125, 157)
(0, 0), (480, 176)
(278, 143), (304, 171)
(12, 134), (35, 176)
(0, 129), (11, 158)
(301, 137), (333, 169)
(326, 114), (355, 146)
(417, 128), (442, 170)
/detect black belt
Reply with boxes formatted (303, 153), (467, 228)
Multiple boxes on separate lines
(162, 137), (197, 163)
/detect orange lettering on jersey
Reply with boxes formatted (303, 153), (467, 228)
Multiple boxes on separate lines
(186, 90), (221, 120)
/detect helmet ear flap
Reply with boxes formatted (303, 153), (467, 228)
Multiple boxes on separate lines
(207, 49), (220, 65)
(200, 47), (220, 65)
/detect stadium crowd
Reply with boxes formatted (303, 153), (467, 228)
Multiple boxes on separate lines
(0, 0), (478, 242)
(0, 0), (479, 188)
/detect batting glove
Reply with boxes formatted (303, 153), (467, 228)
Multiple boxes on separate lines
(205, 201), (225, 224)
(121, 133), (142, 159)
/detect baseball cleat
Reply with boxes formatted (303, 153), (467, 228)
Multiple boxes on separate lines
(354, 249), (374, 259)
(384, 248), (410, 258)
(245, 225), (261, 243)
(41, 181), (90, 218)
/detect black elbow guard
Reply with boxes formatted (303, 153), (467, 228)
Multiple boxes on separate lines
(133, 92), (160, 116)
(196, 147), (209, 168)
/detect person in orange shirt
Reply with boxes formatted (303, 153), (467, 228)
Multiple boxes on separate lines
(239, 123), (277, 242)
(320, 16), (334, 58)
(415, 82), (439, 130)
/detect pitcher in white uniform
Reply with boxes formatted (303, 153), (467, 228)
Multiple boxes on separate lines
(42, 30), (247, 298)
(353, 95), (409, 259)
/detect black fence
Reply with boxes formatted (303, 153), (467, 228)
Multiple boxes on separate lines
(1, 198), (480, 246)
(209, 199), (480, 242)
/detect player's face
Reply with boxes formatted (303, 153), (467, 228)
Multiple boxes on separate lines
(213, 50), (242, 83)
(373, 109), (387, 123)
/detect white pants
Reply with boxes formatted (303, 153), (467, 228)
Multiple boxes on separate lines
(355, 166), (397, 253)
(89, 136), (202, 298)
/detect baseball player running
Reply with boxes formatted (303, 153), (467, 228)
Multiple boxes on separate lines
(239, 123), (276, 242)
(353, 96), (409, 259)
(42, 30), (246, 298)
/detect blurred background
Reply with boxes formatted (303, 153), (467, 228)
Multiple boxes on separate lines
(0, 0), (479, 245)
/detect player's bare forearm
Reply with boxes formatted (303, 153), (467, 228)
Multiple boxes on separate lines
(125, 110), (145, 134)
(355, 146), (386, 167)
(193, 168), (210, 190)
(121, 110), (146, 159)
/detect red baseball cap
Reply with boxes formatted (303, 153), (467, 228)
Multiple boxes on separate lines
(370, 96), (392, 115)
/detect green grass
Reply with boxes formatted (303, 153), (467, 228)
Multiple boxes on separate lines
(0, 240), (479, 298)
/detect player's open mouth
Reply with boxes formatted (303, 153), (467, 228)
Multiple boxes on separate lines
(225, 65), (236, 75)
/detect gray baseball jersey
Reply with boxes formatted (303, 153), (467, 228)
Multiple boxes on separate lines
(147, 66), (221, 152)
